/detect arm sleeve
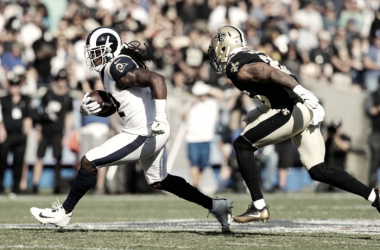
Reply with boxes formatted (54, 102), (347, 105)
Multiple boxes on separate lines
(109, 55), (138, 82)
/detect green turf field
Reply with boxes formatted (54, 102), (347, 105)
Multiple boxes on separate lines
(1, 192), (380, 249)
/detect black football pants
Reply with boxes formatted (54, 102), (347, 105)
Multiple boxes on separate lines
(0, 133), (27, 193)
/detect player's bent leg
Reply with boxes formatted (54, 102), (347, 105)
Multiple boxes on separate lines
(308, 163), (374, 202)
(151, 174), (233, 233)
(294, 125), (378, 213)
(62, 156), (98, 213)
(231, 136), (270, 223)
(30, 156), (97, 228)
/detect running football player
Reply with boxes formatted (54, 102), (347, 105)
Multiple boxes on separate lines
(30, 27), (233, 233)
(208, 25), (380, 223)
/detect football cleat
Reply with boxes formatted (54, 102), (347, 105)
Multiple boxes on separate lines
(208, 198), (233, 233)
(372, 187), (380, 213)
(233, 203), (270, 223)
(30, 198), (72, 228)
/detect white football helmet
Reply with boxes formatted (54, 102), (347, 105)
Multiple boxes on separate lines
(208, 25), (247, 74)
(84, 27), (122, 72)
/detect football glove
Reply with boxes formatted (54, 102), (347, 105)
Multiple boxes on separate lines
(151, 99), (167, 136)
(80, 92), (102, 116)
(293, 85), (319, 110)
(310, 103), (325, 126)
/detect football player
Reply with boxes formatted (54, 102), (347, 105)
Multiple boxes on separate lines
(30, 27), (233, 233)
(208, 25), (380, 223)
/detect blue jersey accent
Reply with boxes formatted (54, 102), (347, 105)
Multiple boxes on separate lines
(109, 56), (138, 82)
(82, 115), (110, 127)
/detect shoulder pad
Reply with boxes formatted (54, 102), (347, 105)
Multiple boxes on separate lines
(226, 51), (263, 80)
(109, 55), (138, 82)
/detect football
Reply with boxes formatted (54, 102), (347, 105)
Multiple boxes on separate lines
(88, 90), (113, 114)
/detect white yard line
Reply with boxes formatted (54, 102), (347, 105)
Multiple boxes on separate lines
(1, 219), (380, 235)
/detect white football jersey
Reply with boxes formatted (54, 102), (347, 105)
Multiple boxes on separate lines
(100, 55), (155, 136)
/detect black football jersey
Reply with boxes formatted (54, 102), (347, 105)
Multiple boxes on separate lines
(226, 50), (303, 109)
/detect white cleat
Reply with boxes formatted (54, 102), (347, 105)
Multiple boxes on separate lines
(30, 198), (72, 228)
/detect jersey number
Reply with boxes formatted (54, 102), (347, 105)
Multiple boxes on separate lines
(255, 53), (292, 75)
(108, 94), (126, 118)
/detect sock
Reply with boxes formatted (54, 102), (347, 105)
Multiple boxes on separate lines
(368, 189), (376, 203)
(235, 148), (263, 201)
(62, 169), (97, 213)
(160, 174), (213, 210)
(253, 199), (266, 210)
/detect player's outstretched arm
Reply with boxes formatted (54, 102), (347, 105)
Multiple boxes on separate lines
(236, 62), (299, 90)
(116, 68), (167, 99)
(237, 62), (319, 110)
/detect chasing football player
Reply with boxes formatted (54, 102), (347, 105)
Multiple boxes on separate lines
(208, 25), (380, 223)
(30, 27), (233, 233)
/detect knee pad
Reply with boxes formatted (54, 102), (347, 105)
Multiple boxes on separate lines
(80, 156), (97, 173)
(308, 163), (334, 182)
(233, 136), (255, 151)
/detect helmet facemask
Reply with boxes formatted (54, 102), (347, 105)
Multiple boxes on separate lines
(84, 44), (113, 72)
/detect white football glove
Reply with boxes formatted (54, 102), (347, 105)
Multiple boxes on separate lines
(150, 99), (167, 136)
(80, 92), (102, 116)
(243, 104), (270, 124)
(293, 85), (319, 110)
(310, 103), (325, 126)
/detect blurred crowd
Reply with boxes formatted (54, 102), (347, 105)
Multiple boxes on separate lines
(1, 0), (380, 196)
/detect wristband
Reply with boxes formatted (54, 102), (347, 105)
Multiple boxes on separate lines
(155, 99), (167, 120)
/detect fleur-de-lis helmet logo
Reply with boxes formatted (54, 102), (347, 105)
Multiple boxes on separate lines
(214, 31), (227, 44)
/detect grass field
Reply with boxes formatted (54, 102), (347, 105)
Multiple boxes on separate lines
(1, 192), (380, 249)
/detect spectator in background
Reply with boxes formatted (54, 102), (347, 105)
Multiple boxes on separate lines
(32, 28), (55, 87)
(1, 43), (25, 71)
(293, 0), (323, 53)
(338, 0), (363, 33)
(177, 28), (206, 86)
(207, 0), (248, 32)
(80, 78), (110, 195)
(317, 118), (351, 192)
(363, 30), (380, 92)
(366, 79), (380, 187)
(182, 81), (223, 188)
(9, 65), (37, 96)
(257, 145), (279, 193)
(369, 6), (380, 39)
(0, 102), (5, 144)
(0, 78), (32, 195)
(275, 139), (294, 192)
(281, 43), (304, 81)
(330, 27), (353, 89)
(32, 69), (73, 194)
(349, 35), (364, 91)
(304, 31), (334, 81)
(323, 1), (338, 36)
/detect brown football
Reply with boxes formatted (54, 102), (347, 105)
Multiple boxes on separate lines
(88, 90), (112, 113)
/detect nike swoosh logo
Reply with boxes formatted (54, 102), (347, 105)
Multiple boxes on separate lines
(155, 124), (160, 128)
(114, 59), (121, 64)
(247, 212), (261, 218)
(39, 212), (55, 219)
